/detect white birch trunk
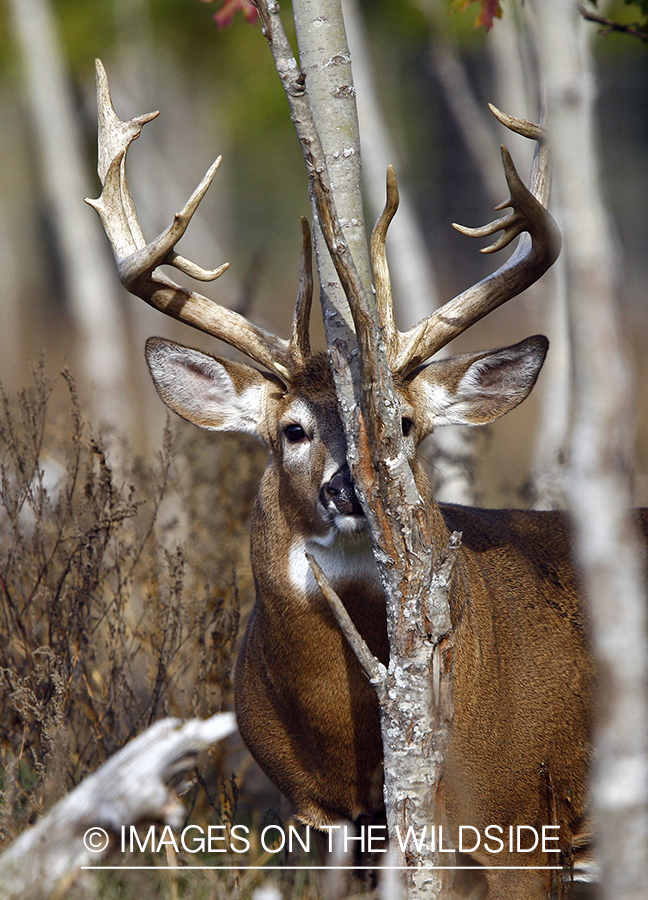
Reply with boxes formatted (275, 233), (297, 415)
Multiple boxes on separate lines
(256, 3), (455, 895)
(343, 0), (476, 507)
(534, 3), (648, 897)
(341, 0), (441, 323)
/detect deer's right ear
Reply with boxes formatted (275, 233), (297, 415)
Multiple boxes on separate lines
(145, 337), (281, 436)
(409, 335), (549, 433)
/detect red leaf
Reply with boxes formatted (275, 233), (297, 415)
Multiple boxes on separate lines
(450, 0), (503, 31)
(475, 0), (503, 31)
(204, 0), (259, 30)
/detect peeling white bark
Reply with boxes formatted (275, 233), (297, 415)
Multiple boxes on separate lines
(256, 3), (455, 895)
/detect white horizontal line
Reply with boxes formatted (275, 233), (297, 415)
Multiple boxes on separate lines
(82, 865), (563, 871)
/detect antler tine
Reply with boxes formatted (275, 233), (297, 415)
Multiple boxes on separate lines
(488, 104), (551, 207)
(370, 165), (400, 360)
(85, 60), (294, 382)
(392, 106), (561, 377)
(289, 217), (314, 367)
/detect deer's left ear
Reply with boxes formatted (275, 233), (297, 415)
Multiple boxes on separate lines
(409, 335), (549, 433)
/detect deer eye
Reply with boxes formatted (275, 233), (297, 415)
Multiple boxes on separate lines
(284, 424), (308, 443)
(402, 417), (414, 437)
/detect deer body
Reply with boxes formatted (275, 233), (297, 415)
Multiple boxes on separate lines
(222, 353), (593, 865)
(88, 65), (615, 897)
(235, 430), (605, 900)
(238, 486), (595, 837)
(147, 335), (595, 874)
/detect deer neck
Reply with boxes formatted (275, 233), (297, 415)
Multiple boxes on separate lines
(252, 461), (453, 615)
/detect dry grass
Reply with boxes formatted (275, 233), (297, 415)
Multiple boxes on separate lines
(0, 364), (384, 898)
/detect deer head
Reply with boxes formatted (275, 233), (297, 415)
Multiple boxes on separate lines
(86, 62), (558, 547)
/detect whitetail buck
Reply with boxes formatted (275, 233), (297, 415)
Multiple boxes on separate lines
(87, 62), (648, 899)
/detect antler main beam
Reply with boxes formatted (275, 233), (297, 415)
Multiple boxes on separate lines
(372, 106), (561, 378)
(86, 60), (302, 382)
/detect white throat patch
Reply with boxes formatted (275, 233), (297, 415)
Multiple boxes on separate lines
(288, 529), (382, 598)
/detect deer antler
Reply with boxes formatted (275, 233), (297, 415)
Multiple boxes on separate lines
(372, 105), (561, 378)
(86, 60), (312, 383)
(289, 217), (314, 367)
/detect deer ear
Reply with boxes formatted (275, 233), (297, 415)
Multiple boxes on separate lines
(145, 337), (281, 436)
(410, 335), (549, 432)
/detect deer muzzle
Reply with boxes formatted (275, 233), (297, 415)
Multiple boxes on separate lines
(320, 465), (363, 520)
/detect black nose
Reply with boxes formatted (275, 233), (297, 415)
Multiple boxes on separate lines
(321, 466), (363, 516)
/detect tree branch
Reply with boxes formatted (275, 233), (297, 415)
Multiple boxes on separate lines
(578, 5), (648, 44)
(306, 552), (386, 688)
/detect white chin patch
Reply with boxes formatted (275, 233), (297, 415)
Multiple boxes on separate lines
(288, 527), (380, 597)
(333, 513), (366, 534)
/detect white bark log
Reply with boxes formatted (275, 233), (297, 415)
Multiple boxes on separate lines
(0, 713), (236, 900)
